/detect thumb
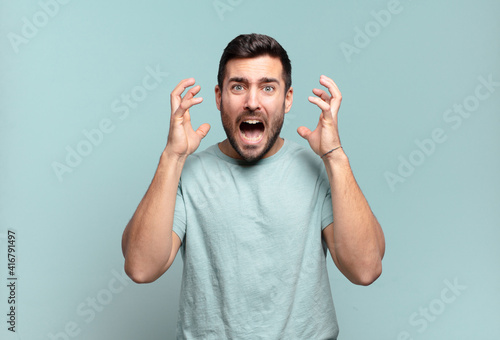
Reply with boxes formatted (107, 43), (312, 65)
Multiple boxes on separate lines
(196, 123), (211, 139)
(297, 126), (311, 140)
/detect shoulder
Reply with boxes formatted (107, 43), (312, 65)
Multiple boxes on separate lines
(283, 139), (323, 169)
(180, 144), (226, 180)
(184, 144), (219, 166)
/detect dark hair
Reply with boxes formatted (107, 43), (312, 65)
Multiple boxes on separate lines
(217, 33), (292, 92)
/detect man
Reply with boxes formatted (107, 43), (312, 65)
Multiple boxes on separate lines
(122, 33), (385, 339)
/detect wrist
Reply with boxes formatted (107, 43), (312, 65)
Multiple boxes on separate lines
(161, 144), (188, 162)
(159, 149), (187, 172)
(321, 146), (343, 159)
(322, 147), (349, 168)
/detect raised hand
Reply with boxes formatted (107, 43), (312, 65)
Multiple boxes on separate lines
(165, 78), (211, 158)
(297, 75), (342, 158)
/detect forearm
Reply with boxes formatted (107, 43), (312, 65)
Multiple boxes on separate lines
(122, 151), (186, 282)
(324, 149), (385, 285)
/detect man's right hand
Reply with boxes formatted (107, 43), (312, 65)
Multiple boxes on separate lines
(165, 78), (211, 158)
(123, 79), (209, 283)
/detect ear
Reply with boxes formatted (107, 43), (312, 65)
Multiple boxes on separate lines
(215, 85), (222, 111)
(284, 87), (293, 113)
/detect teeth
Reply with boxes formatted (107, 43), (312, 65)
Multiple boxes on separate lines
(241, 132), (263, 141)
(244, 120), (260, 124)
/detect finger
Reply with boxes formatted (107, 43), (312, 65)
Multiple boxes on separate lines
(175, 96), (204, 118)
(172, 78), (196, 96)
(297, 126), (312, 139)
(308, 96), (330, 113)
(319, 75), (342, 103)
(170, 78), (196, 111)
(319, 75), (343, 115)
(312, 88), (330, 102)
(319, 75), (338, 90)
(195, 123), (211, 139)
(175, 85), (203, 117)
(183, 85), (201, 101)
(177, 84), (201, 109)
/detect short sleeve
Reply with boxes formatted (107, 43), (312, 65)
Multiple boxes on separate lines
(321, 180), (334, 230)
(321, 189), (333, 230)
(172, 180), (187, 243)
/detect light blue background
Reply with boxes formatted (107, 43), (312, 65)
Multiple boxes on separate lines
(1, 0), (499, 339)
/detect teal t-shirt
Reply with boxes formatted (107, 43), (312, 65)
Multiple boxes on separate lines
(173, 139), (339, 339)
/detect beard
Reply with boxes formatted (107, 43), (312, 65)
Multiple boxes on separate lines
(220, 100), (285, 163)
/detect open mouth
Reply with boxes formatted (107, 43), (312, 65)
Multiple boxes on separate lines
(239, 119), (265, 143)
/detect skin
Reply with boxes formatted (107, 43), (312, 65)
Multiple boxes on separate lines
(298, 75), (385, 285)
(216, 56), (293, 162)
(122, 55), (385, 286)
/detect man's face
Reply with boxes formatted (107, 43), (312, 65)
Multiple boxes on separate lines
(215, 55), (293, 162)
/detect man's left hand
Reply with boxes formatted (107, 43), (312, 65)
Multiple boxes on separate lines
(297, 75), (343, 157)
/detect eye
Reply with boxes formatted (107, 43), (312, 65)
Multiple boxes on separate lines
(263, 85), (275, 93)
(232, 84), (244, 91)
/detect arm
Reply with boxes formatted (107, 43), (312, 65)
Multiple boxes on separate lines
(122, 78), (210, 283)
(298, 75), (385, 286)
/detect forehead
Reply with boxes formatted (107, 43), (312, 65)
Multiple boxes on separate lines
(224, 55), (284, 83)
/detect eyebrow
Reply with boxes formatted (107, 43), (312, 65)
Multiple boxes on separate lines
(228, 77), (280, 84)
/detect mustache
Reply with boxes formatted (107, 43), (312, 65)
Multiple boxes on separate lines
(236, 111), (266, 122)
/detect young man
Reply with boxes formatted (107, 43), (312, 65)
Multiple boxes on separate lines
(122, 33), (385, 339)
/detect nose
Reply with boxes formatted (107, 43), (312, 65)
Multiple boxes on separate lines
(244, 87), (260, 112)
